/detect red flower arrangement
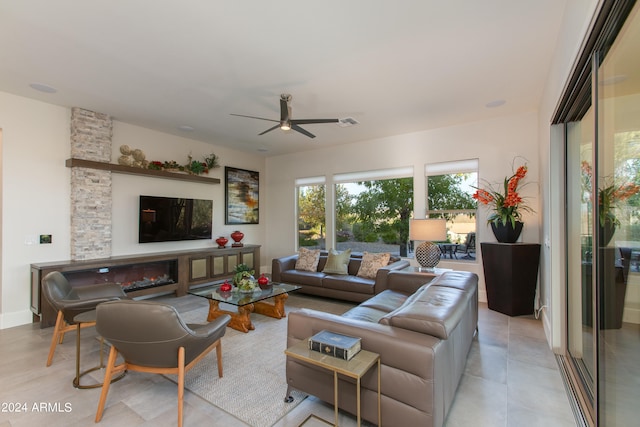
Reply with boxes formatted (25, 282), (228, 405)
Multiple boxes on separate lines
(473, 162), (533, 227)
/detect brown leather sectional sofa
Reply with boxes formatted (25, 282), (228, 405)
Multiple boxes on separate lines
(285, 270), (479, 427)
(271, 252), (410, 303)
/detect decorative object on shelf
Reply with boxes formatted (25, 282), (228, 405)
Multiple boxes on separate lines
(258, 273), (270, 289)
(117, 145), (148, 168)
(230, 230), (245, 247)
(204, 153), (221, 170)
(215, 236), (228, 248)
(490, 221), (524, 243)
(580, 161), (640, 246)
(142, 152), (221, 175)
(162, 160), (183, 172)
(409, 218), (447, 270)
(185, 154), (208, 175)
(148, 161), (163, 170)
(225, 167), (259, 224)
(473, 158), (533, 243)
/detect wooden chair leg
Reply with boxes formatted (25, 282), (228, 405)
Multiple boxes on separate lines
(216, 341), (223, 378)
(177, 347), (185, 427)
(95, 346), (119, 422)
(46, 311), (64, 367)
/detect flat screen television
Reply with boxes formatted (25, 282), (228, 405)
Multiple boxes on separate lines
(139, 195), (213, 243)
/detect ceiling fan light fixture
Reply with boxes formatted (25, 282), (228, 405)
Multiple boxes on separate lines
(280, 122), (291, 131)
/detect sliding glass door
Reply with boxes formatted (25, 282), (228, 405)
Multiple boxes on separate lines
(559, 2), (640, 425)
(594, 5), (640, 424)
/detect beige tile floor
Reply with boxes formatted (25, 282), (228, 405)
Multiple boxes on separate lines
(0, 298), (576, 427)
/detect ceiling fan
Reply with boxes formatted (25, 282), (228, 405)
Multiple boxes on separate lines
(231, 94), (338, 139)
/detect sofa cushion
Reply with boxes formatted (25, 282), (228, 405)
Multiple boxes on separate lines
(322, 275), (376, 295)
(322, 248), (351, 275)
(359, 289), (409, 313)
(342, 306), (389, 323)
(356, 252), (391, 279)
(280, 270), (325, 287)
(295, 247), (321, 272)
(380, 285), (467, 339)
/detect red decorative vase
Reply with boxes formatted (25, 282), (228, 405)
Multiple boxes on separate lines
(215, 236), (228, 248)
(231, 230), (244, 247)
(220, 280), (232, 292)
(258, 273), (270, 289)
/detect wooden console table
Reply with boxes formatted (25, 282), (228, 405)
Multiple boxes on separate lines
(31, 245), (260, 328)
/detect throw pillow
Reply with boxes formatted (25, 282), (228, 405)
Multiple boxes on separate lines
(295, 247), (321, 272)
(356, 252), (391, 279)
(322, 248), (352, 275)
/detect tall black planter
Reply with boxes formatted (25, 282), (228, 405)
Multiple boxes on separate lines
(490, 221), (524, 243)
(481, 243), (541, 316)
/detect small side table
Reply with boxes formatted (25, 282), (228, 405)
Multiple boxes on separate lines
(73, 310), (125, 389)
(400, 266), (453, 275)
(285, 339), (381, 427)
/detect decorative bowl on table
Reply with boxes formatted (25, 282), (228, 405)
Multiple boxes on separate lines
(236, 277), (259, 293)
(257, 273), (271, 289)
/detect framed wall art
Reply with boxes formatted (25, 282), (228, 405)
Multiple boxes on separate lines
(225, 166), (259, 224)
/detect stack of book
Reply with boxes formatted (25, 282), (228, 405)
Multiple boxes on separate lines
(308, 330), (361, 361)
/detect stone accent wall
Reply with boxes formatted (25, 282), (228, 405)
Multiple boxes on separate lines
(69, 108), (113, 260)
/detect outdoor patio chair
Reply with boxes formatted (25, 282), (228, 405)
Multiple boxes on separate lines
(455, 232), (476, 259)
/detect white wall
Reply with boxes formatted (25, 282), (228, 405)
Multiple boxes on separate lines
(265, 111), (542, 303)
(0, 91), (266, 329)
(109, 122), (266, 256)
(0, 92), (71, 328)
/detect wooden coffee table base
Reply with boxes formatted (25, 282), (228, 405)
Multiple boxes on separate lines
(206, 293), (289, 333)
(254, 292), (288, 319)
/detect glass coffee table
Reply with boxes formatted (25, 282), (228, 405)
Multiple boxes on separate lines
(188, 282), (301, 333)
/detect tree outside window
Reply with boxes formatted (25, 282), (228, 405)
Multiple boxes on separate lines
(297, 184), (326, 249)
(336, 177), (413, 257)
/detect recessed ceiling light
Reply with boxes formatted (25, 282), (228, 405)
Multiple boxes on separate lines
(29, 83), (57, 93)
(485, 100), (506, 108)
(177, 125), (194, 132)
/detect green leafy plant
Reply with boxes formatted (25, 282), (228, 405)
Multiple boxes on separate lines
(204, 153), (220, 170)
(233, 263), (256, 290)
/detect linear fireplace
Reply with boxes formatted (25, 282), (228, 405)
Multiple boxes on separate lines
(64, 260), (178, 293)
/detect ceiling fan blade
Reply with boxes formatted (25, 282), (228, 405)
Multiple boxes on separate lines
(291, 118), (339, 125)
(230, 113), (279, 123)
(259, 124), (281, 135)
(291, 124), (316, 139)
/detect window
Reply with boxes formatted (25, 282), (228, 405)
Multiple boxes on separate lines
(334, 167), (413, 256)
(296, 176), (326, 250)
(425, 159), (478, 261)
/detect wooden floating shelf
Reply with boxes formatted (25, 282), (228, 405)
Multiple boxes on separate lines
(65, 158), (221, 184)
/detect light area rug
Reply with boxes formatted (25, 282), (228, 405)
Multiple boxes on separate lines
(165, 293), (355, 427)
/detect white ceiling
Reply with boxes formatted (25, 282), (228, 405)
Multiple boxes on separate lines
(0, 1), (568, 156)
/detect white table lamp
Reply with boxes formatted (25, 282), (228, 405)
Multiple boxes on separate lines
(409, 219), (447, 270)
